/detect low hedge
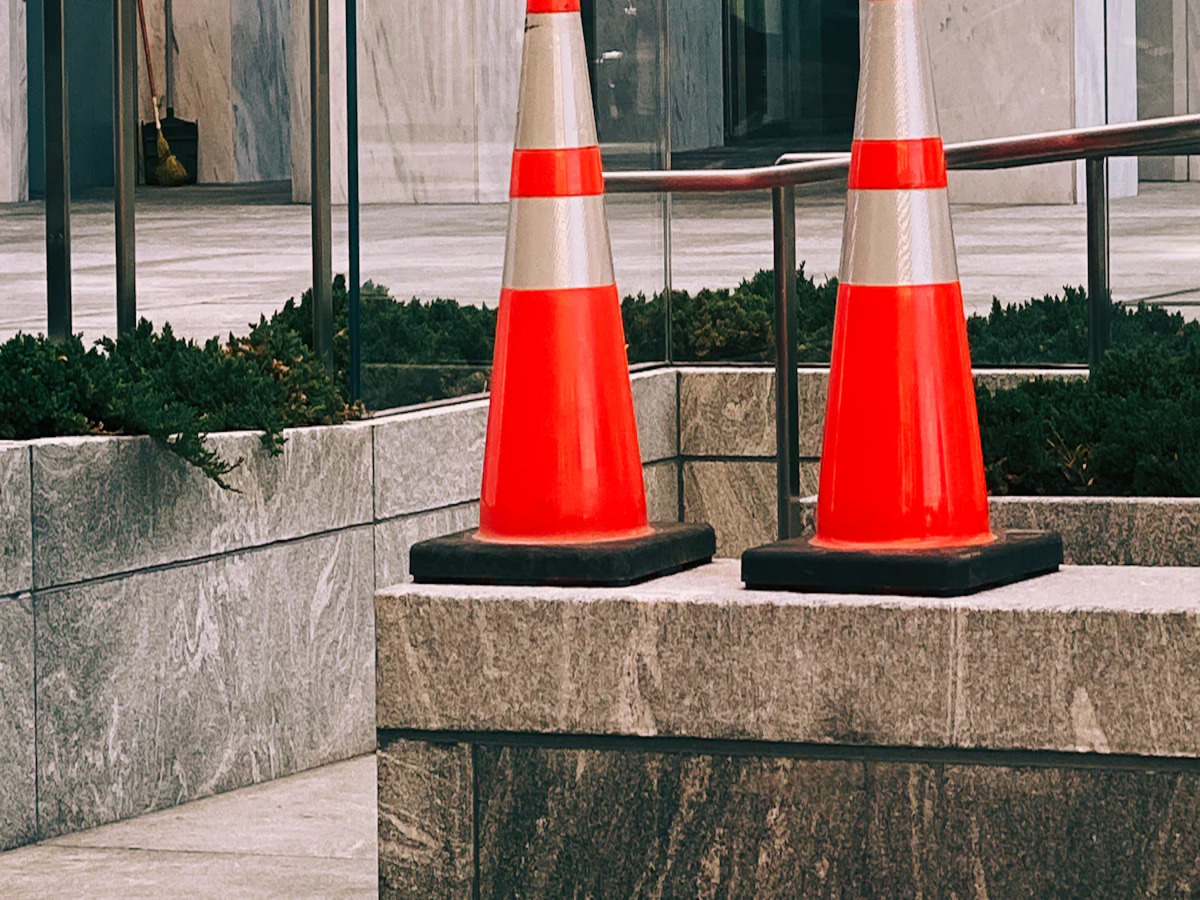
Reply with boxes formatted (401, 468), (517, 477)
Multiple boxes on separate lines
(0, 319), (353, 486)
(3, 270), (1197, 495)
(978, 346), (1200, 496)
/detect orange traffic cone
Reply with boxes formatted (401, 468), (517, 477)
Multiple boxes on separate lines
(410, 0), (714, 587)
(742, 0), (1060, 596)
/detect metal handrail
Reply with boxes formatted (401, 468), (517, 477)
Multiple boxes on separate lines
(606, 114), (1200, 193)
(603, 113), (1200, 541)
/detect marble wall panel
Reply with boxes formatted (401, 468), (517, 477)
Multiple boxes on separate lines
(356, 0), (478, 204)
(0, 445), (32, 597)
(170, 0), (236, 183)
(290, 0), (349, 203)
(682, 459), (819, 556)
(373, 459), (678, 590)
(475, 0), (524, 203)
(0, 596), (35, 851)
(1105, 0), (1139, 196)
(990, 496), (1200, 566)
(923, 0), (1078, 204)
(0, 0), (28, 202)
(1135, 0), (1188, 181)
(30, 424), (373, 589)
(36, 527), (375, 837)
(233, 0), (291, 182)
(1190, 0), (1200, 180)
(669, 0), (724, 153)
(377, 737), (474, 900)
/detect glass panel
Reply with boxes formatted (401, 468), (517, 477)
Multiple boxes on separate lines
(669, 0), (858, 364)
(584, 0), (668, 365)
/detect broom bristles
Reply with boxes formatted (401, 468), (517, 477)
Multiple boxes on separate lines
(155, 130), (189, 187)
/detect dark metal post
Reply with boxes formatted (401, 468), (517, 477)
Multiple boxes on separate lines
(346, 0), (362, 401)
(1085, 157), (1111, 371)
(310, 0), (334, 370)
(772, 186), (797, 540)
(785, 189), (800, 500)
(44, 0), (72, 340)
(659, 0), (673, 362)
(114, 0), (138, 335)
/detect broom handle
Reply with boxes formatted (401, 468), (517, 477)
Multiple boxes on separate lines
(134, 0), (163, 128)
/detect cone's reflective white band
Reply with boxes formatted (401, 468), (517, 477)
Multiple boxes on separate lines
(502, 195), (617, 290)
(854, 0), (940, 142)
(839, 189), (960, 286)
(515, 13), (599, 151)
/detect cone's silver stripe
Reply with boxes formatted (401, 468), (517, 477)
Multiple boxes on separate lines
(854, 0), (940, 142)
(839, 189), (960, 286)
(515, 13), (599, 151)
(502, 196), (617, 291)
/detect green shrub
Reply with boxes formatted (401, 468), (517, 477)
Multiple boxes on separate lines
(0, 320), (352, 486)
(978, 345), (1200, 496)
(968, 288), (1200, 364)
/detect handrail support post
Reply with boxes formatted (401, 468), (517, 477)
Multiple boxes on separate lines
(1086, 157), (1111, 371)
(772, 186), (798, 540)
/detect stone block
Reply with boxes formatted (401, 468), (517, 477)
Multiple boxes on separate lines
(0, 596), (35, 850)
(934, 764), (1200, 897)
(373, 402), (488, 521)
(682, 460), (819, 557)
(0, 444), (31, 596)
(374, 503), (481, 590)
(683, 460), (776, 556)
(30, 424), (373, 589)
(377, 737), (474, 900)
(679, 368), (775, 457)
(376, 561), (953, 746)
(953, 573), (1200, 757)
(36, 528), (375, 837)
(476, 746), (869, 897)
(989, 496), (1200, 566)
(643, 460), (679, 523)
(631, 368), (678, 463)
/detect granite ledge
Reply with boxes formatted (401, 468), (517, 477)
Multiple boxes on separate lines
(377, 560), (1200, 758)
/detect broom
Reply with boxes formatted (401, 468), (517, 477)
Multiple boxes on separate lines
(136, 0), (188, 186)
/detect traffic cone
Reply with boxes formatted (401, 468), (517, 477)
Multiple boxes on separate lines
(410, 0), (714, 587)
(742, 0), (1061, 596)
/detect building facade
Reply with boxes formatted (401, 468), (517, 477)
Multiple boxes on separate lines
(1, 0), (1197, 205)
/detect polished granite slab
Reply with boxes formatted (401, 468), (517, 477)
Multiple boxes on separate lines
(0, 595), (35, 851)
(30, 423), (374, 589)
(376, 734), (1200, 897)
(38, 527), (375, 837)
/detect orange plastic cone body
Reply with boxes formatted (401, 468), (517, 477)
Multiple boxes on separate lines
(478, 0), (651, 544)
(814, 0), (993, 551)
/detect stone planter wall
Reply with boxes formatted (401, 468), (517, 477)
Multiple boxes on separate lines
(0, 369), (681, 850)
(1, 363), (1189, 850)
(376, 561), (1200, 897)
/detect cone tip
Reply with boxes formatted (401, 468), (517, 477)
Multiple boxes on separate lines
(527, 0), (580, 12)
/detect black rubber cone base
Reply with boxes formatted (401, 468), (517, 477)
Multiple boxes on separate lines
(410, 522), (717, 588)
(741, 530), (1063, 598)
